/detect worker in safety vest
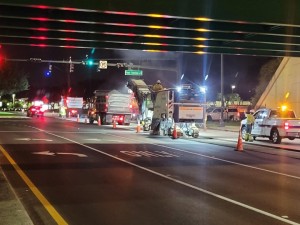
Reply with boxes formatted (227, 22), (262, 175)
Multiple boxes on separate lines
(151, 80), (164, 102)
(245, 109), (255, 141)
(60, 105), (67, 118)
(152, 80), (164, 92)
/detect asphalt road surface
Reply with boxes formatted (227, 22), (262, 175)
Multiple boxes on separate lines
(1, 117), (300, 225)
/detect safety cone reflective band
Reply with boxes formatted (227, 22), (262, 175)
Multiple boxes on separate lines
(98, 116), (101, 126)
(235, 131), (243, 151)
(172, 123), (178, 139)
(113, 120), (117, 129)
(136, 121), (141, 133)
(77, 114), (79, 122)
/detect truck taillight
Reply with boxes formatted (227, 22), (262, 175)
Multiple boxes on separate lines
(284, 122), (289, 130)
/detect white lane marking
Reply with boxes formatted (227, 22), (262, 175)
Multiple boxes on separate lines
(0, 131), (40, 132)
(15, 138), (53, 142)
(120, 151), (179, 158)
(84, 138), (124, 142)
(85, 139), (101, 141)
(32, 151), (87, 157)
(27, 126), (300, 225)
(106, 133), (300, 181)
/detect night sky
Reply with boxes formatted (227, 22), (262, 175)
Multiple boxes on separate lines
(1, 45), (272, 101)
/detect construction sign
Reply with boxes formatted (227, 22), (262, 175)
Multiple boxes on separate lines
(179, 106), (204, 120)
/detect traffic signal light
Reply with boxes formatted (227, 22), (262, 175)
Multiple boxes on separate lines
(70, 63), (74, 73)
(0, 54), (4, 69)
(87, 59), (93, 66)
(45, 64), (52, 77)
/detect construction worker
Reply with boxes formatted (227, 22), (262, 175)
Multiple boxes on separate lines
(245, 109), (255, 141)
(151, 80), (164, 102)
(152, 80), (164, 92)
(60, 105), (66, 118)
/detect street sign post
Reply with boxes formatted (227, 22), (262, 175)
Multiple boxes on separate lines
(125, 70), (143, 76)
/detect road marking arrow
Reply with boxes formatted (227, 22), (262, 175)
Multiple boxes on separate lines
(32, 151), (87, 157)
(57, 153), (87, 157)
(16, 138), (31, 141)
(32, 151), (55, 156)
(16, 138), (53, 142)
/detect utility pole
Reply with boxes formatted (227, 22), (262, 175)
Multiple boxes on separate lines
(219, 54), (225, 127)
(67, 57), (73, 90)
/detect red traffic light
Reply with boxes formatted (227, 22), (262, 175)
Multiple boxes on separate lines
(0, 54), (5, 69)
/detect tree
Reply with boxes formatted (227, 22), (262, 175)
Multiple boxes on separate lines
(0, 63), (29, 96)
(227, 93), (241, 104)
(217, 92), (242, 106)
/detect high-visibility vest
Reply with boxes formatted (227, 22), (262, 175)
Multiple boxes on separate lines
(246, 114), (255, 124)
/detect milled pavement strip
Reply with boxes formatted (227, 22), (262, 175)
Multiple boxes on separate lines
(0, 145), (68, 225)
(28, 126), (300, 225)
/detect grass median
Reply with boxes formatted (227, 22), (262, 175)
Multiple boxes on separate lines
(0, 111), (14, 117)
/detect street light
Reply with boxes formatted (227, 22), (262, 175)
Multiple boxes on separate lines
(200, 86), (207, 130)
(231, 85), (236, 93)
(12, 94), (15, 108)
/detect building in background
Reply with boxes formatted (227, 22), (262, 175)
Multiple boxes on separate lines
(256, 57), (300, 117)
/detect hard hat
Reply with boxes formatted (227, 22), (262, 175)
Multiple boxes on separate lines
(157, 80), (161, 84)
(250, 109), (255, 113)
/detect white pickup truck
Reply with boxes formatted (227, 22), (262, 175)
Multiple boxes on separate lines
(240, 108), (300, 144)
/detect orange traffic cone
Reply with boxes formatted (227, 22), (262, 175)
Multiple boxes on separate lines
(113, 120), (117, 129)
(235, 131), (243, 151)
(98, 116), (101, 126)
(172, 124), (178, 139)
(136, 121), (141, 133)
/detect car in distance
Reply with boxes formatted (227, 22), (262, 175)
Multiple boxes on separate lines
(206, 107), (240, 121)
(27, 106), (45, 117)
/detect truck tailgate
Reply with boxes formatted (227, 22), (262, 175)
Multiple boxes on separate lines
(285, 119), (300, 135)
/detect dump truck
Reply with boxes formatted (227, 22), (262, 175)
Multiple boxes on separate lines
(87, 90), (132, 125)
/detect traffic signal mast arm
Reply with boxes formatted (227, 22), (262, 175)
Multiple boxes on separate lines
(6, 58), (177, 73)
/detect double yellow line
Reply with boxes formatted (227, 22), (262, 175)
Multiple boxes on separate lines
(0, 145), (68, 225)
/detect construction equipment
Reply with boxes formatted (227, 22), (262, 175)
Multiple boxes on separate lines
(88, 89), (132, 125)
(127, 79), (174, 136)
(127, 79), (204, 138)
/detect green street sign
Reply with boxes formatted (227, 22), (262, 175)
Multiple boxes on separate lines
(125, 70), (143, 76)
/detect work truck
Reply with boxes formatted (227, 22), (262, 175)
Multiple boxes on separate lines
(241, 107), (300, 144)
(87, 90), (132, 125)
